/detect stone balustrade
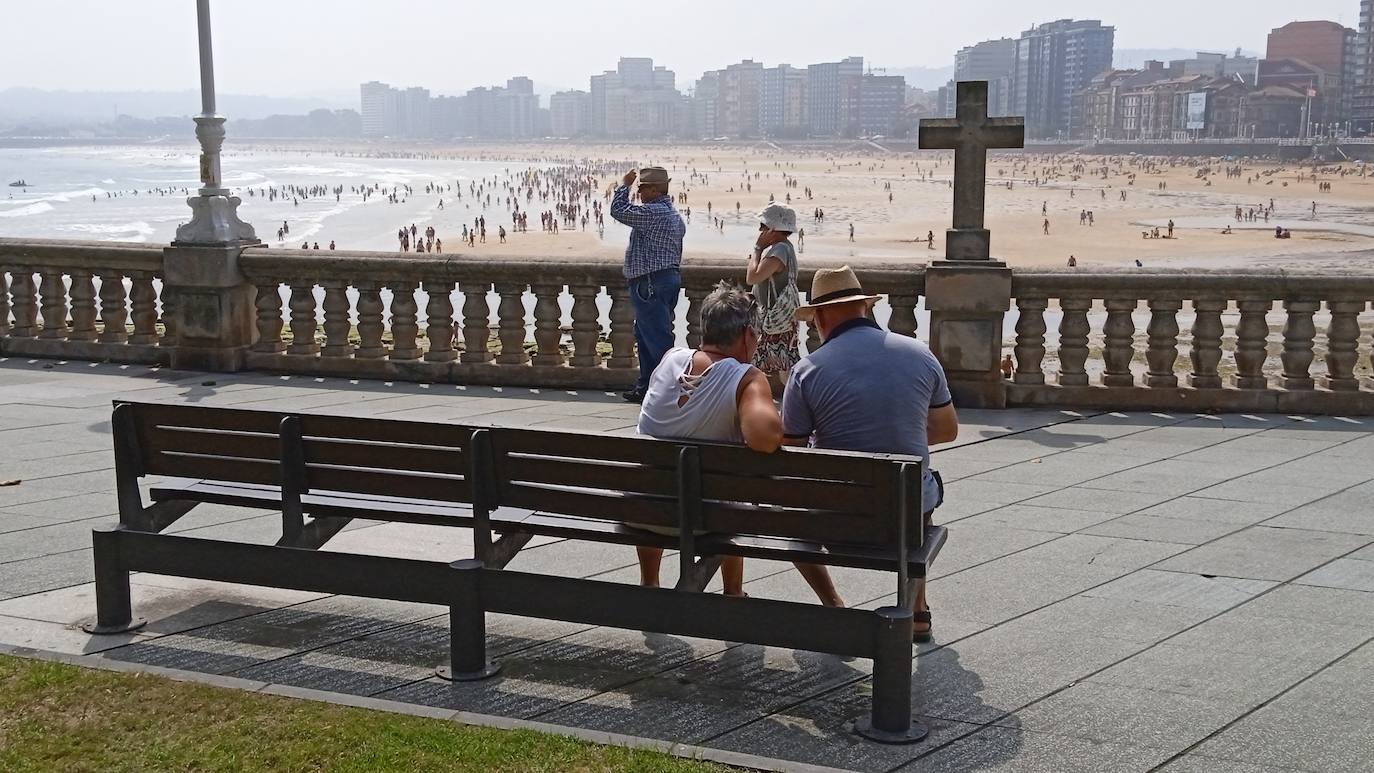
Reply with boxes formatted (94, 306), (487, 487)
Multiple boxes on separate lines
(7, 238), (1374, 413)
(0, 239), (172, 365)
(1009, 268), (1374, 413)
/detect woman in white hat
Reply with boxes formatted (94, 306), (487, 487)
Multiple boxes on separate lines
(746, 203), (801, 388)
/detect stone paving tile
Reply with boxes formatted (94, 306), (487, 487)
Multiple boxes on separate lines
(965, 454), (1142, 488)
(1011, 594), (1214, 646)
(0, 491), (122, 523)
(1081, 513), (1247, 545)
(0, 470), (117, 509)
(1189, 475), (1333, 508)
(1089, 644), (1321, 706)
(1157, 755), (1316, 773)
(711, 682), (983, 773)
(1266, 492), (1374, 536)
(1152, 527), (1369, 582)
(940, 480), (1066, 507)
(997, 681), (1244, 754)
(0, 510), (58, 535)
(1294, 556), (1374, 592)
(1081, 569), (1274, 612)
(0, 613), (155, 654)
(1129, 496), (1293, 526)
(1163, 607), (1372, 667)
(1076, 461), (1237, 497)
(911, 724), (1173, 773)
(1191, 648), (1374, 773)
(951, 504), (1120, 535)
(1018, 486), (1176, 515)
(0, 548), (95, 597)
(927, 522), (1060, 575)
(0, 515), (117, 564)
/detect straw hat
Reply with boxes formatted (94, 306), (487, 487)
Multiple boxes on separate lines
(638, 166), (671, 184)
(758, 202), (797, 232)
(795, 266), (881, 321)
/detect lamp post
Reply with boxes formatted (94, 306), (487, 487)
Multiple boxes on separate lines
(173, 0), (258, 245)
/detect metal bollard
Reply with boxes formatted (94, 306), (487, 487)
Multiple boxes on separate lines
(854, 606), (928, 743)
(82, 526), (147, 634)
(436, 558), (501, 681)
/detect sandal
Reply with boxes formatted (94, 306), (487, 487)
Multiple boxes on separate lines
(913, 609), (933, 644)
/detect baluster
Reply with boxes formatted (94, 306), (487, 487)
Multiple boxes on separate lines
(460, 282), (494, 363)
(423, 281), (457, 362)
(685, 284), (709, 350)
(388, 282), (421, 360)
(495, 282), (529, 365)
(38, 271), (68, 339)
(286, 281), (319, 355)
(1281, 300), (1319, 390)
(10, 272), (37, 337)
(530, 284), (564, 366)
(252, 282), (286, 353)
(607, 286), (636, 369)
(0, 270), (9, 336)
(128, 273), (158, 345)
(1100, 298), (1138, 387)
(353, 282), (386, 359)
(1057, 298), (1091, 386)
(1013, 296), (1047, 385)
(1188, 299), (1226, 389)
(95, 273), (128, 343)
(67, 271), (98, 342)
(1324, 301), (1363, 391)
(888, 292), (919, 338)
(570, 285), (602, 367)
(1145, 299), (1182, 388)
(320, 280), (353, 358)
(1233, 300), (1271, 389)
(159, 286), (177, 347)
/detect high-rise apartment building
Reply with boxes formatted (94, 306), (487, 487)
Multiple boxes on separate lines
(808, 56), (864, 136)
(550, 90), (591, 136)
(1010, 19), (1115, 138)
(717, 60), (764, 138)
(1267, 20), (1356, 127)
(942, 39), (1017, 117)
(858, 74), (907, 135)
(761, 65), (809, 137)
(360, 81), (394, 137)
(589, 58), (681, 138)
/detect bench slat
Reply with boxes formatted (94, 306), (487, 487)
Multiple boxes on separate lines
(502, 454), (676, 494)
(492, 427), (682, 467)
(305, 465), (470, 502)
(143, 425), (279, 460)
(300, 414), (472, 447)
(700, 472), (877, 516)
(303, 437), (465, 475)
(144, 452), (281, 485)
(500, 484), (678, 528)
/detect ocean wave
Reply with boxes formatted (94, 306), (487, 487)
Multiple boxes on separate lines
(59, 221), (156, 242)
(2, 187), (108, 206)
(0, 201), (55, 218)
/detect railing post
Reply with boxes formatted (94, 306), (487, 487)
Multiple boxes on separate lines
(608, 286), (637, 369)
(388, 282), (422, 361)
(854, 606), (926, 744)
(1325, 301), (1364, 391)
(127, 273), (159, 345)
(685, 284), (709, 350)
(1101, 298), (1138, 387)
(286, 281), (319, 356)
(320, 280), (353, 358)
(1057, 298), (1091, 386)
(1189, 299), (1226, 389)
(1281, 300), (1319, 391)
(0, 270), (9, 337)
(162, 244), (258, 371)
(68, 270), (98, 342)
(250, 281), (285, 353)
(494, 282), (529, 365)
(353, 281), (387, 359)
(460, 282), (494, 364)
(1145, 299), (1182, 388)
(888, 292), (920, 338)
(1012, 296), (1047, 385)
(569, 285), (602, 367)
(423, 281), (457, 363)
(159, 285), (178, 347)
(530, 284), (564, 366)
(1233, 300), (1271, 389)
(9, 271), (37, 337)
(436, 558), (501, 681)
(38, 270), (69, 339)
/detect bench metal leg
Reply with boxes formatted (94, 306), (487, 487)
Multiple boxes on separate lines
(854, 606), (927, 744)
(82, 526), (146, 635)
(436, 558), (501, 681)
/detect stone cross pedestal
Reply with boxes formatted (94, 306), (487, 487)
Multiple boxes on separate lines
(918, 81), (1025, 408)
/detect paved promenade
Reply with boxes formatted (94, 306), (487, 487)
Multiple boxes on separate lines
(0, 356), (1371, 772)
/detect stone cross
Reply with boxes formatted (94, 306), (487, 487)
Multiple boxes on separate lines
(918, 81), (1024, 261)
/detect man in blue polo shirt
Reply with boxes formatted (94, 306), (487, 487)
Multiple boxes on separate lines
(782, 266), (959, 642)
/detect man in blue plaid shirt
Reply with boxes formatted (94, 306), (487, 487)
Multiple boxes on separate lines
(611, 166), (685, 403)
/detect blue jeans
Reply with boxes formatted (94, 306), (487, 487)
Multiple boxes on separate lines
(629, 269), (681, 391)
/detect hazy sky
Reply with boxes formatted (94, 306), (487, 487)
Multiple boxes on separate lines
(0, 0), (1360, 99)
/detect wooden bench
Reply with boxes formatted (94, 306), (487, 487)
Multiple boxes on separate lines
(89, 401), (947, 743)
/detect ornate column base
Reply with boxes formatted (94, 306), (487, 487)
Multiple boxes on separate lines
(173, 195), (259, 246)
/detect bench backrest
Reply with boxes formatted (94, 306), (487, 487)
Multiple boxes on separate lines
(116, 402), (474, 504)
(487, 426), (922, 547)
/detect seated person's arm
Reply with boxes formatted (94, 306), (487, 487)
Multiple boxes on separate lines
(928, 402), (959, 445)
(738, 369), (783, 453)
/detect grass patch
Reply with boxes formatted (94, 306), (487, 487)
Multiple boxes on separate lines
(0, 654), (729, 773)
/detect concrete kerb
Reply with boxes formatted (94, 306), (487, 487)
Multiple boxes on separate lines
(0, 642), (853, 773)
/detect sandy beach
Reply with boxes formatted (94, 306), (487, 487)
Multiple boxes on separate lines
(8, 141), (1374, 271)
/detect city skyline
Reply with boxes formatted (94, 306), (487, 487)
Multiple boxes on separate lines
(0, 0), (1358, 98)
